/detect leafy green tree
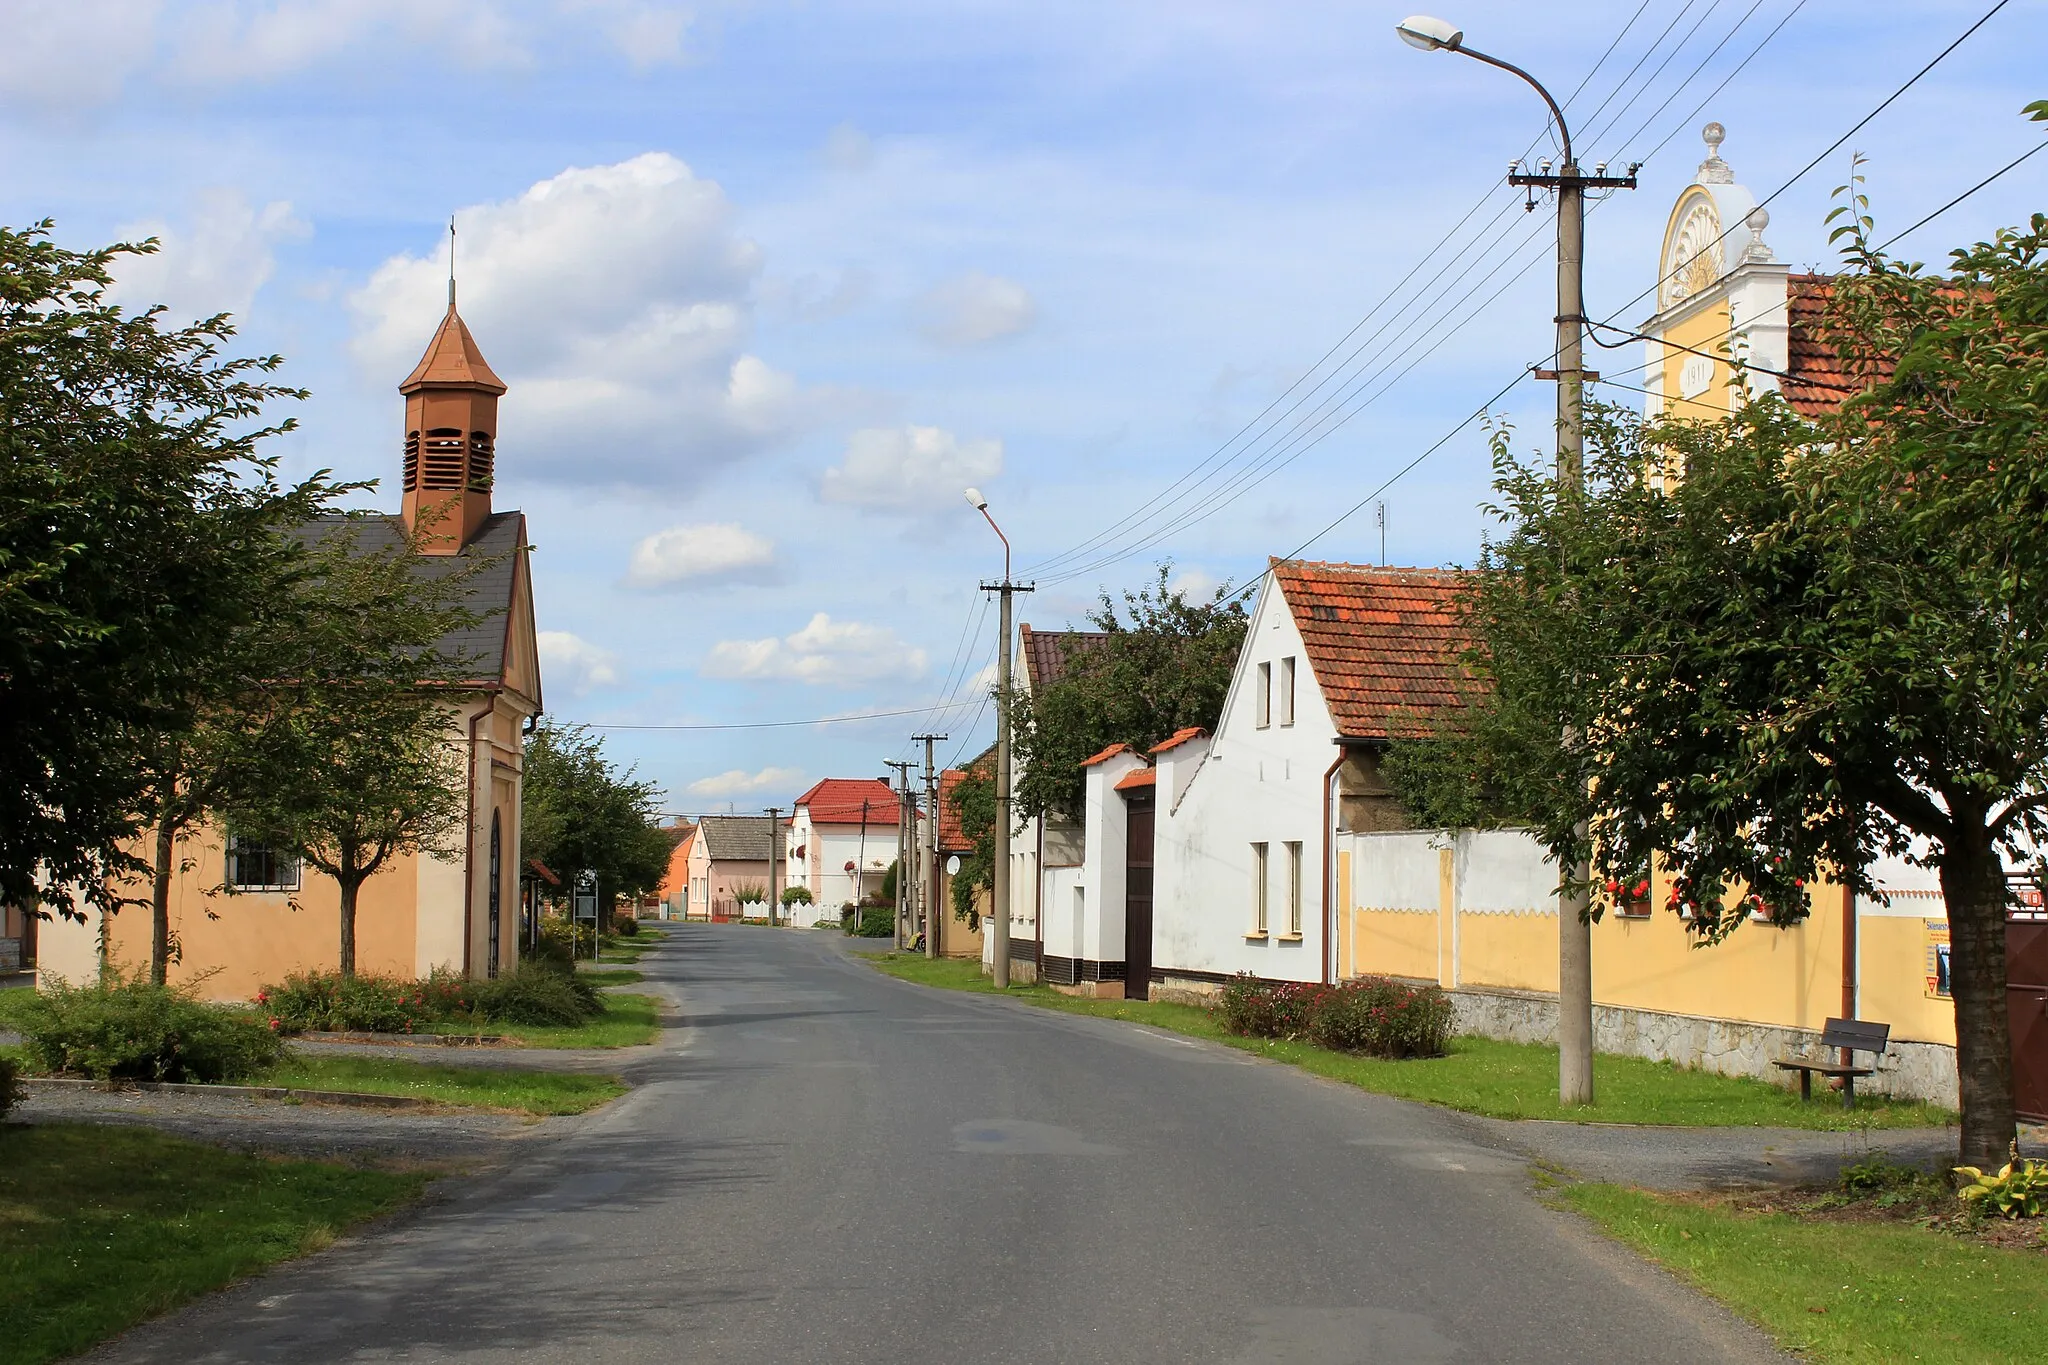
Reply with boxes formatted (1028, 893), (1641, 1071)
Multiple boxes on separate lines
(947, 762), (995, 927)
(222, 520), (485, 977)
(0, 223), (338, 925)
(521, 721), (670, 917)
(1408, 140), (2048, 1166)
(1009, 563), (1247, 823)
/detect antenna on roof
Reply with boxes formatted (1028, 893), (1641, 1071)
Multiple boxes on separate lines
(1374, 501), (1387, 567)
(447, 216), (457, 309)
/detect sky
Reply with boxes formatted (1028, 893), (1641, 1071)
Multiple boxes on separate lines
(6, 0), (2042, 814)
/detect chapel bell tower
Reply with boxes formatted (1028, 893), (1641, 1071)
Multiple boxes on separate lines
(399, 280), (507, 555)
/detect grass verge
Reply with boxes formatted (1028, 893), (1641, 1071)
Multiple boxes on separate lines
(1558, 1182), (2046, 1364)
(575, 968), (644, 987)
(423, 992), (660, 1049)
(262, 1053), (625, 1115)
(0, 1123), (426, 1365)
(863, 954), (1951, 1131)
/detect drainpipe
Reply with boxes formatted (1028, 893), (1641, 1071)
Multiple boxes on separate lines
(462, 704), (487, 978)
(1035, 816), (1046, 977)
(1323, 747), (1345, 985)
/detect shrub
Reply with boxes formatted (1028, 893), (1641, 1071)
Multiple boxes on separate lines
(537, 915), (593, 961)
(1215, 974), (1453, 1059)
(470, 958), (601, 1027)
(612, 913), (639, 937)
(0, 1054), (19, 1120)
(16, 976), (286, 1082)
(781, 886), (814, 907)
(261, 972), (438, 1034)
(1955, 1143), (2048, 1218)
(731, 880), (767, 905)
(854, 904), (893, 937)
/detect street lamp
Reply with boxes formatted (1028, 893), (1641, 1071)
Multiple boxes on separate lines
(965, 487), (1031, 987)
(1397, 15), (1634, 1108)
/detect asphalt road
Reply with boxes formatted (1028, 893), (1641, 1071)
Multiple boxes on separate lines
(93, 924), (1783, 1364)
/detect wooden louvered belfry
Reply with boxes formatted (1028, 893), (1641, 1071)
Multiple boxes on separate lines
(398, 290), (508, 555)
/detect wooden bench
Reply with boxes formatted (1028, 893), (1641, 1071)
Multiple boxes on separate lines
(1774, 1018), (1890, 1108)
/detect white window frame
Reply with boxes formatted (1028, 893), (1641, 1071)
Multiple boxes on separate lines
(1285, 841), (1303, 935)
(1256, 661), (1272, 728)
(1251, 842), (1269, 935)
(1279, 656), (1296, 727)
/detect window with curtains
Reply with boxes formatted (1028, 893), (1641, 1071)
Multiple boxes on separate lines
(226, 836), (299, 892)
(1285, 841), (1303, 935)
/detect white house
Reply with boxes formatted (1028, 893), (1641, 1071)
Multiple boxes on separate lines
(786, 778), (901, 927)
(1036, 560), (1471, 997)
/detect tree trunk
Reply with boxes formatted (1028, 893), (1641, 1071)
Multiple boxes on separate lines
(1939, 823), (2018, 1169)
(338, 874), (360, 978)
(150, 816), (175, 986)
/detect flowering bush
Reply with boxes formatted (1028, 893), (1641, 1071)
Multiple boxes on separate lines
(260, 960), (601, 1033)
(14, 975), (286, 1082)
(1215, 973), (1453, 1059)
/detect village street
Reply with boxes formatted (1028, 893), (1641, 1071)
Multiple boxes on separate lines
(89, 926), (1786, 1365)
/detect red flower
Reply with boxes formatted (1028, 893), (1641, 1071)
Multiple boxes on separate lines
(267, 1017), (280, 1031)
(1604, 879), (1620, 895)
(1633, 880), (1649, 898)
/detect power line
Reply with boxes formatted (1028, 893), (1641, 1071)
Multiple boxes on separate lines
(574, 706), (957, 732)
(1875, 138), (2048, 252)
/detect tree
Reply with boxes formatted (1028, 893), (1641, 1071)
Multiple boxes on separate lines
(1009, 563), (1247, 823)
(947, 762), (995, 928)
(0, 223), (337, 925)
(223, 518), (486, 976)
(1409, 142), (2048, 1166)
(521, 721), (670, 917)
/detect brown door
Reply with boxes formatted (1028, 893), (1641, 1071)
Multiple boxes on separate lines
(1124, 792), (1155, 1001)
(2009, 913), (2048, 1123)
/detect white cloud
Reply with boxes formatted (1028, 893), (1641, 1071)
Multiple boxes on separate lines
(625, 523), (779, 589)
(702, 614), (926, 686)
(167, 1), (529, 90)
(820, 425), (1002, 514)
(1169, 567), (1221, 600)
(0, 1), (161, 109)
(108, 189), (309, 325)
(350, 153), (811, 489)
(914, 271), (1035, 346)
(538, 630), (622, 694)
(822, 123), (873, 172)
(687, 766), (805, 799)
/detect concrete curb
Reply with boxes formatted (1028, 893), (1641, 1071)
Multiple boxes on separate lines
(19, 1076), (446, 1111)
(294, 1031), (507, 1047)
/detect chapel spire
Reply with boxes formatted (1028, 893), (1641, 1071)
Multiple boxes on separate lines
(399, 226), (506, 555)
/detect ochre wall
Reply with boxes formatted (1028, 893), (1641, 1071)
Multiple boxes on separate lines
(1858, 912), (1956, 1046)
(1460, 910), (1558, 994)
(1656, 298), (1736, 420)
(1347, 909), (1438, 984)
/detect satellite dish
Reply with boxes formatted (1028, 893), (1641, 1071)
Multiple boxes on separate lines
(946, 855), (962, 876)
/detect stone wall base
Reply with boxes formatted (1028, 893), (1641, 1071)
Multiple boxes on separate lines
(1448, 986), (1958, 1109)
(1052, 980), (1124, 1000)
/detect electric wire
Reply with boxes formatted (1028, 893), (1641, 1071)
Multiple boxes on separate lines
(1874, 139), (2048, 253)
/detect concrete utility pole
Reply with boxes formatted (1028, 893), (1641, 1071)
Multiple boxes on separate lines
(965, 488), (1034, 988)
(885, 760), (913, 946)
(913, 733), (947, 959)
(763, 806), (782, 927)
(1398, 14), (1635, 1106)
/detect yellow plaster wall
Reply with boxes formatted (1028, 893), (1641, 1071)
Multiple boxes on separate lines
(1349, 909), (1437, 983)
(1591, 875), (1846, 1032)
(84, 823), (421, 1001)
(1656, 299), (1736, 421)
(1457, 912), (1559, 993)
(1859, 914), (1956, 1046)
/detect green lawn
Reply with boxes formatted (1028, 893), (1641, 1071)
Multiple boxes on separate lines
(0, 1123), (426, 1365)
(575, 967), (644, 987)
(863, 954), (1952, 1131)
(1560, 1183), (2047, 1364)
(423, 992), (661, 1049)
(262, 1053), (625, 1115)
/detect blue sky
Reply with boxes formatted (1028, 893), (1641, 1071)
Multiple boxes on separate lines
(6, 0), (2041, 812)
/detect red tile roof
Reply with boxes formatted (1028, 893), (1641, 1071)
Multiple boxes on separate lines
(1113, 767), (1157, 792)
(1150, 727), (1206, 754)
(1019, 623), (1110, 692)
(1080, 742), (1135, 767)
(1270, 560), (1476, 741)
(937, 767), (981, 853)
(793, 778), (901, 827)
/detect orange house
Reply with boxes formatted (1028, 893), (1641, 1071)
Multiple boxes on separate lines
(39, 296), (544, 1000)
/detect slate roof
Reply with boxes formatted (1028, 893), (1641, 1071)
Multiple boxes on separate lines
(1019, 623), (1110, 692)
(294, 512), (526, 685)
(697, 815), (780, 863)
(793, 778), (901, 826)
(1269, 560), (1476, 741)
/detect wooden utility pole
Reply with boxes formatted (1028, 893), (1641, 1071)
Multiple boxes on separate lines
(763, 806), (782, 927)
(982, 577), (1034, 987)
(912, 734), (946, 959)
(885, 760), (912, 946)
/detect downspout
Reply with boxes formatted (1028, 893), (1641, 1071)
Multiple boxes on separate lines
(462, 704), (487, 977)
(1035, 815), (1046, 972)
(1323, 747), (1345, 985)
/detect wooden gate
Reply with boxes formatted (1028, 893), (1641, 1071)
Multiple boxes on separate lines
(1124, 791), (1155, 1001)
(2010, 898), (2048, 1123)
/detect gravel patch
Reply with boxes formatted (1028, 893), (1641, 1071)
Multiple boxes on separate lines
(9, 1082), (546, 1165)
